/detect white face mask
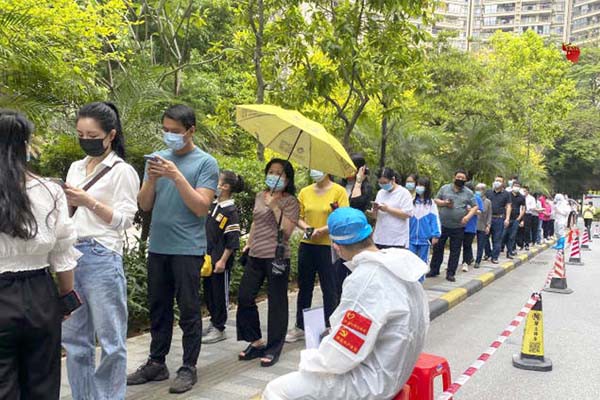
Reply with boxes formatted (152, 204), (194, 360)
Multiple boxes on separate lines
(310, 169), (326, 182)
(493, 181), (502, 190)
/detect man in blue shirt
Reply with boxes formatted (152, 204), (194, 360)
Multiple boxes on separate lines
(461, 182), (484, 272)
(128, 105), (219, 394)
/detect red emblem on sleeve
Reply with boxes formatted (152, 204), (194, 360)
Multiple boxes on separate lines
(333, 327), (365, 354)
(342, 310), (372, 335)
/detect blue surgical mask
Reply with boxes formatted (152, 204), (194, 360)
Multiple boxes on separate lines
(405, 182), (416, 191)
(163, 131), (186, 151)
(266, 174), (286, 192)
(379, 182), (393, 192)
(310, 169), (326, 182)
(475, 190), (482, 197)
(415, 185), (425, 196)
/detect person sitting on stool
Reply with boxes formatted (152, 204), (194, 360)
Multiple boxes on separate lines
(262, 207), (429, 400)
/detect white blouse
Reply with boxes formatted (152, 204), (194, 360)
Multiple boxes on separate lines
(66, 151), (140, 255)
(0, 178), (81, 273)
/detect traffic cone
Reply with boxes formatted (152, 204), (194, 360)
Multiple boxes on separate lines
(567, 230), (584, 265)
(581, 229), (591, 250)
(513, 293), (552, 371)
(544, 250), (574, 294)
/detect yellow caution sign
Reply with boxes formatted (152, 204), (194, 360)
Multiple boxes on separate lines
(521, 310), (544, 357)
(513, 293), (552, 371)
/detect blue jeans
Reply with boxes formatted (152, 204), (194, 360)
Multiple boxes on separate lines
(476, 230), (491, 263)
(62, 240), (127, 400)
(490, 218), (505, 260)
(505, 220), (520, 254)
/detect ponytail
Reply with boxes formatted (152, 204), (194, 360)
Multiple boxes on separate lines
(221, 170), (246, 193)
(77, 101), (126, 159)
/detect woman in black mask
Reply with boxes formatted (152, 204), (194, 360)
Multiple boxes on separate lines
(61, 102), (140, 400)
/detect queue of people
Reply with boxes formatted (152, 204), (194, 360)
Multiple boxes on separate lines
(1, 103), (579, 400)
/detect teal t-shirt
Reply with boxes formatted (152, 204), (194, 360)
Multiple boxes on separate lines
(145, 147), (219, 256)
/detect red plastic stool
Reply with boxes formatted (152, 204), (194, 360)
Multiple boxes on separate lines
(392, 384), (411, 400)
(406, 353), (451, 400)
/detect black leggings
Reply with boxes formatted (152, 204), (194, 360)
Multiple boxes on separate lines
(0, 269), (62, 400)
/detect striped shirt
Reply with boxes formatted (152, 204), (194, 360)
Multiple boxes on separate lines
(249, 191), (300, 259)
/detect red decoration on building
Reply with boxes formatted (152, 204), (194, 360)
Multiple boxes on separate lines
(562, 43), (581, 63)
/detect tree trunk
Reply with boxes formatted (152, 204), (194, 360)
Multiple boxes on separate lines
(253, 0), (266, 161)
(379, 112), (388, 169)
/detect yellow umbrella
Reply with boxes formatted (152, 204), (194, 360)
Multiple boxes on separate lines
(236, 104), (356, 177)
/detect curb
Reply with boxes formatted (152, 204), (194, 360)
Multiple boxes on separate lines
(429, 242), (553, 321)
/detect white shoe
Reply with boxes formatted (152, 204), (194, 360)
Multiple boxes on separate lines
(285, 327), (305, 343)
(202, 328), (226, 344)
(462, 264), (469, 272)
(202, 323), (214, 337)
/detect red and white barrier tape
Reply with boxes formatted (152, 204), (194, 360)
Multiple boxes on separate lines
(436, 294), (540, 400)
(436, 247), (558, 400)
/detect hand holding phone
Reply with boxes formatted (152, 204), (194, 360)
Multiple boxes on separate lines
(144, 154), (160, 163)
(59, 290), (82, 316)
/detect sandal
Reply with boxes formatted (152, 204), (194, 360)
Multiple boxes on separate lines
(238, 344), (265, 361)
(260, 353), (280, 367)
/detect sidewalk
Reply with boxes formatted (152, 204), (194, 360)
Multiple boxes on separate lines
(59, 242), (552, 400)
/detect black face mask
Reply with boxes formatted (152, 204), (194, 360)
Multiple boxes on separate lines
(454, 179), (466, 188)
(79, 138), (107, 157)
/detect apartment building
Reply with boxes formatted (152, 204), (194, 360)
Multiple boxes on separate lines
(569, 0), (600, 44)
(426, 0), (598, 49)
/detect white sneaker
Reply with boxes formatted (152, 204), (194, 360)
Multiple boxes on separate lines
(202, 328), (226, 344)
(285, 327), (305, 343)
(202, 323), (214, 337)
(462, 264), (469, 272)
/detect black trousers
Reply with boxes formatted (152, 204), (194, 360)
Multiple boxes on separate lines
(528, 215), (540, 244)
(202, 266), (232, 332)
(430, 226), (464, 277)
(462, 232), (476, 265)
(333, 258), (351, 302)
(148, 253), (203, 366)
(0, 269), (62, 400)
(296, 243), (338, 330)
(542, 220), (552, 239)
(584, 218), (593, 232)
(236, 256), (289, 356)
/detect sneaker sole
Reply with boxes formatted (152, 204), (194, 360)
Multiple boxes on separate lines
(202, 336), (227, 344)
(285, 336), (304, 343)
(127, 372), (169, 385)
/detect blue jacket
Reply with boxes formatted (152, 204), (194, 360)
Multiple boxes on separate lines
(465, 195), (484, 234)
(409, 199), (441, 245)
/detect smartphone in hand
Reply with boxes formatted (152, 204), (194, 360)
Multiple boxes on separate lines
(143, 154), (160, 163)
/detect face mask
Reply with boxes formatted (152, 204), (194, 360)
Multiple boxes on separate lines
(513, 187), (521, 193)
(379, 182), (393, 192)
(79, 138), (107, 157)
(508, 180), (514, 188)
(405, 182), (416, 191)
(454, 179), (466, 188)
(475, 190), (483, 197)
(310, 169), (326, 182)
(266, 174), (286, 191)
(163, 131), (186, 151)
(415, 185), (425, 196)
(493, 181), (502, 190)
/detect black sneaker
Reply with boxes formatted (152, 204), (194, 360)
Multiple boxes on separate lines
(425, 272), (439, 278)
(483, 256), (490, 261)
(474, 263), (480, 269)
(169, 366), (197, 394)
(491, 259), (499, 264)
(506, 252), (514, 259)
(446, 275), (456, 282)
(127, 359), (169, 385)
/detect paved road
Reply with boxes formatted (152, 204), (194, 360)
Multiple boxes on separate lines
(425, 235), (600, 399)
(59, 242), (575, 400)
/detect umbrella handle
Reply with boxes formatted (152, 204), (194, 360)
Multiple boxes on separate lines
(270, 129), (303, 196)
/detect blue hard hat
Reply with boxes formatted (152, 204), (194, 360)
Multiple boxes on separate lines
(327, 207), (373, 245)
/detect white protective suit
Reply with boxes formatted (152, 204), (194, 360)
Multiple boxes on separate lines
(263, 248), (430, 400)
(553, 194), (571, 238)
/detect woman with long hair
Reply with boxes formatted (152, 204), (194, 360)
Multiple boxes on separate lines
(61, 102), (140, 400)
(409, 176), (440, 266)
(236, 159), (299, 368)
(0, 110), (79, 399)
